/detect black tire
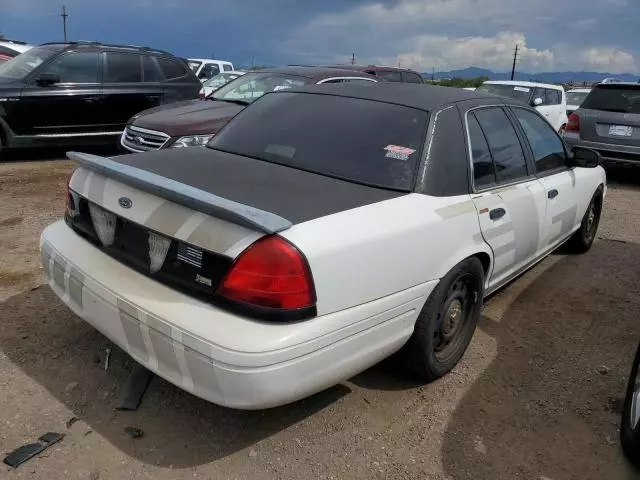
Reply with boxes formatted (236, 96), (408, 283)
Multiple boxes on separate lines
(402, 257), (484, 380)
(621, 343), (640, 470)
(565, 187), (603, 254)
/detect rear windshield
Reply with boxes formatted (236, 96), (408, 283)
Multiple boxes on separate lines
(208, 92), (429, 191)
(566, 91), (590, 106)
(476, 83), (532, 102)
(581, 85), (640, 114)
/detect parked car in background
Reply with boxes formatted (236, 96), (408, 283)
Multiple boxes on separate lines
(476, 81), (568, 132)
(0, 41), (201, 154)
(0, 39), (33, 59)
(198, 71), (245, 98)
(566, 88), (591, 116)
(463, 87), (476, 91)
(562, 82), (640, 166)
(322, 64), (424, 83)
(120, 66), (378, 152)
(44, 82), (605, 409)
(601, 78), (622, 84)
(188, 58), (234, 82)
(621, 343), (640, 469)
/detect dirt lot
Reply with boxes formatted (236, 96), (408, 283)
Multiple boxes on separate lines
(1, 152), (639, 480)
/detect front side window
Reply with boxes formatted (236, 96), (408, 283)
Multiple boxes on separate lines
(37, 51), (100, 83)
(209, 92), (429, 191)
(211, 72), (306, 104)
(513, 108), (567, 173)
(104, 52), (142, 83)
(0, 45), (65, 80)
(198, 63), (220, 80)
(474, 108), (528, 183)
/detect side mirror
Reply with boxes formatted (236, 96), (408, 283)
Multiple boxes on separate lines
(569, 146), (601, 168)
(35, 73), (60, 86)
(533, 97), (543, 106)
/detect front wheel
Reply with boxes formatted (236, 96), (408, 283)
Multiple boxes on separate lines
(566, 187), (603, 253)
(401, 257), (484, 380)
(621, 343), (640, 470)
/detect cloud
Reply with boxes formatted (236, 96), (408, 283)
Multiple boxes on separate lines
(581, 47), (638, 73)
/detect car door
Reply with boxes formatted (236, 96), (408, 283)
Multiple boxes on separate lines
(19, 50), (103, 135)
(510, 106), (579, 251)
(101, 52), (164, 132)
(466, 106), (547, 291)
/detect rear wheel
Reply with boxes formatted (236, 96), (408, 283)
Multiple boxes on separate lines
(402, 257), (484, 380)
(565, 187), (603, 253)
(621, 344), (640, 469)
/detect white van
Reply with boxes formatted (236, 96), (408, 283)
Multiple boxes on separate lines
(188, 58), (235, 82)
(476, 80), (568, 132)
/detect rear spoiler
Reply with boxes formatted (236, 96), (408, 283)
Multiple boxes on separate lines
(67, 152), (292, 234)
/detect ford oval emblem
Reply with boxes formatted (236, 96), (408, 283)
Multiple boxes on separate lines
(118, 197), (133, 209)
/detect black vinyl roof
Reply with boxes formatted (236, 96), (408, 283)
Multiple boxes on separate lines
(283, 82), (500, 111)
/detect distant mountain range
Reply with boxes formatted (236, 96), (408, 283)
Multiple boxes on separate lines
(423, 67), (639, 83)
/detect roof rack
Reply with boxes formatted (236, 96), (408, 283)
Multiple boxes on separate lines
(40, 40), (173, 56)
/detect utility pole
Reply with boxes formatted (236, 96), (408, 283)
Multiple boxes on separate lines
(60, 5), (69, 42)
(510, 44), (519, 81)
(351, 53), (355, 66)
(431, 66), (435, 82)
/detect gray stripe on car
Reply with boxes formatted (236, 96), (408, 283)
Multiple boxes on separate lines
(187, 216), (253, 255)
(434, 201), (476, 219)
(184, 347), (221, 399)
(117, 298), (138, 319)
(550, 205), (578, 244)
(492, 241), (517, 258)
(144, 201), (191, 237)
(72, 168), (90, 194)
(147, 328), (183, 385)
(86, 172), (106, 205)
(119, 307), (149, 362)
(182, 333), (212, 358)
(146, 314), (172, 337)
(483, 222), (514, 240)
(68, 268), (85, 307)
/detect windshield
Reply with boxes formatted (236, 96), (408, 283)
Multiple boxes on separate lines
(203, 72), (241, 89)
(208, 92), (429, 191)
(0, 45), (64, 80)
(566, 91), (589, 106)
(211, 72), (307, 104)
(581, 85), (640, 114)
(476, 83), (532, 102)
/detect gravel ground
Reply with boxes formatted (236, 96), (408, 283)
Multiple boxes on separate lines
(1, 152), (639, 480)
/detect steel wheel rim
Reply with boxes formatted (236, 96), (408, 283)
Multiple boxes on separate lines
(434, 274), (474, 362)
(584, 200), (599, 242)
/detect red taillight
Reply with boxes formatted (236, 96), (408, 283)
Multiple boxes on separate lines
(217, 235), (315, 311)
(566, 113), (580, 132)
(198, 91), (205, 99)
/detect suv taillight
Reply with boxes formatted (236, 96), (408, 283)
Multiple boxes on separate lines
(566, 113), (580, 133)
(216, 235), (316, 313)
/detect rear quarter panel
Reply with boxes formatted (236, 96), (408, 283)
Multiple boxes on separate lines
(572, 165), (607, 228)
(281, 193), (491, 316)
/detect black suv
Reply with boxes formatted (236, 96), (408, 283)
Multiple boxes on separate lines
(0, 42), (201, 154)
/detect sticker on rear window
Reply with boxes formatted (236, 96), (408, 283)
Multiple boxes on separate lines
(514, 86), (530, 93)
(384, 145), (416, 161)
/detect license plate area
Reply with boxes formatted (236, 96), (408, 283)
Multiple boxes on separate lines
(609, 125), (633, 137)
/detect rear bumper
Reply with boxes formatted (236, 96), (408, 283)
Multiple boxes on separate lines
(563, 133), (640, 165)
(40, 220), (432, 409)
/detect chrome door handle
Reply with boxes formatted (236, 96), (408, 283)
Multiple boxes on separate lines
(548, 189), (559, 199)
(489, 208), (506, 220)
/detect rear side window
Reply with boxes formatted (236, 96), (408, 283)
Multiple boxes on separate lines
(581, 85), (640, 114)
(223, 64), (233, 72)
(512, 108), (566, 173)
(375, 70), (403, 82)
(402, 72), (423, 84)
(104, 52), (142, 83)
(37, 52), (100, 83)
(474, 108), (528, 183)
(209, 92), (429, 191)
(468, 114), (496, 188)
(544, 89), (561, 105)
(142, 56), (162, 82)
(158, 57), (188, 79)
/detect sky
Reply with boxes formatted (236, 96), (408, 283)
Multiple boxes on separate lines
(2, 0), (639, 74)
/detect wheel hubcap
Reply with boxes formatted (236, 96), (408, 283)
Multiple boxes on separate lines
(434, 277), (475, 362)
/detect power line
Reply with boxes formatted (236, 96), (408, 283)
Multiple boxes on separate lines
(60, 5), (69, 42)
(510, 44), (519, 81)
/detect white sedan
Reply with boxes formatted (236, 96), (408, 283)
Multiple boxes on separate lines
(41, 83), (606, 409)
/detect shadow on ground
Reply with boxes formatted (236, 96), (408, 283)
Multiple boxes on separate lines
(0, 287), (350, 468)
(441, 239), (640, 480)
